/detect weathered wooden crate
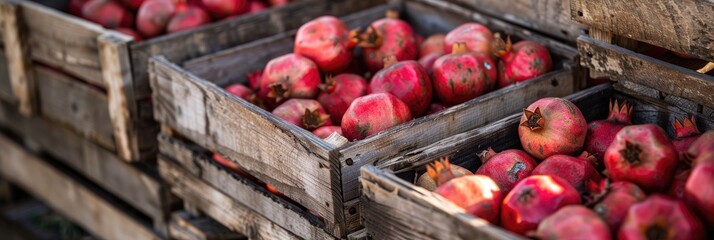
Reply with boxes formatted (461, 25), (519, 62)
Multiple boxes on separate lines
(448, 0), (586, 42)
(151, 0), (579, 238)
(168, 211), (246, 240)
(360, 82), (714, 239)
(0, 132), (162, 240)
(0, 100), (174, 236)
(1, 200), (94, 239)
(0, 0), (385, 162)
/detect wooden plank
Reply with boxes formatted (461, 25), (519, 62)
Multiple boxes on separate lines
(169, 211), (246, 240)
(571, 0), (714, 62)
(0, 46), (12, 103)
(20, 1), (106, 87)
(34, 65), (116, 151)
(0, 134), (160, 240)
(150, 57), (339, 229)
(158, 135), (335, 239)
(360, 165), (522, 240)
(0, 2), (36, 115)
(447, 0), (586, 42)
(578, 35), (714, 108)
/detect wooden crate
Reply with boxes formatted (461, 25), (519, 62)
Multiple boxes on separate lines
(0, 100), (174, 236)
(448, 0), (586, 42)
(168, 211), (246, 240)
(0, 132), (162, 240)
(1, 200), (95, 239)
(360, 82), (714, 239)
(0, 0), (386, 162)
(151, 0), (579, 238)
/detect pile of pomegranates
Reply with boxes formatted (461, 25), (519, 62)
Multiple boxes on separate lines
(223, 12), (553, 141)
(418, 96), (713, 239)
(68, 0), (289, 41)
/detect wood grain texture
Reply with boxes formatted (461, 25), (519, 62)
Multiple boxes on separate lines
(34, 65), (116, 151)
(169, 211), (246, 240)
(0, 2), (36, 115)
(578, 35), (714, 108)
(571, 0), (714, 62)
(0, 46), (12, 103)
(158, 135), (335, 239)
(448, 0), (586, 42)
(0, 134), (160, 240)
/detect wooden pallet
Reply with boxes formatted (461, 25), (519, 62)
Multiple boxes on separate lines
(0, 0), (386, 162)
(360, 83), (714, 239)
(151, 0), (579, 238)
(0, 132), (161, 240)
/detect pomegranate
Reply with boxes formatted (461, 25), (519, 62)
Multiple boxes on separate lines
(341, 93), (412, 141)
(619, 195), (705, 240)
(434, 175), (503, 224)
(534, 206), (611, 240)
(116, 28), (143, 41)
(417, 157), (472, 191)
(294, 16), (355, 73)
(82, 0), (134, 28)
(501, 175), (581, 235)
(604, 124), (678, 192)
(415, 34), (424, 50)
(684, 163), (714, 227)
(136, 0), (176, 38)
(259, 53), (321, 107)
(687, 130), (714, 165)
(532, 151), (602, 193)
(369, 56), (432, 117)
(118, 0), (144, 9)
(419, 34), (445, 58)
(427, 102), (450, 115)
(271, 99), (331, 130)
(493, 34), (552, 88)
(268, 0), (289, 6)
(672, 116), (702, 162)
(518, 98), (588, 160)
(589, 180), (646, 232)
(201, 0), (248, 19)
(312, 126), (343, 139)
(584, 99), (633, 169)
(355, 11), (418, 73)
(418, 52), (443, 76)
(167, 6), (211, 33)
(475, 148), (537, 193)
(432, 43), (497, 105)
(668, 167), (691, 200)
(246, 70), (262, 90)
(247, 0), (267, 13)
(69, 0), (90, 16)
(443, 23), (493, 55)
(225, 83), (253, 100)
(317, 74), (367, 125)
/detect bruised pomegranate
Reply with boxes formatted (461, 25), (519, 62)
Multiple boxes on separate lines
(672, 116), (702, 162)
(687, 130), (714, 165)
(584, 99), (633, 169)
(493, 34), (552, 88)
(443, 23), (493, 55)
(137, 0), (176, 38)
(668, 167), (691, 200)
(475, 148), (537, 193)
(271, 99), (331, 130)
(534, 206), (611, 240)
(419, 34), (445, 58)
(435, 175), (503, 224)
(684, 163), (714, 227)
(341, 93), (412, 141)
(427, 102), (450, 115)
(294, 16), (355, 73)
(82, 0), (134, 28)
(589, 180), (646, 232)
(355, 11), (418, 73)
(167, 6), (211, 33)
(432, 42), (497, 105)
(312, 126), (343, 139)
(619, 195), (705, 240)
(417, 157), (472, 191)
(317, 74), (367, 125)
(259, 54), (321, 107)
(201, 0), (248, 19)
(518, 98), (587, 160)
(369, 56), (432, 117)
(501, 175), (581, 235)
(532, 152), (602, 193)
(604, 124), (678, 192)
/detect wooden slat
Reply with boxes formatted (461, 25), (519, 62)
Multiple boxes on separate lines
(0, 2), (36, 115)
(34, 65), (116, 151)
(0, 46), (12, 103)
(0, 134), (160, 240)
(571, 0), (714, 62)
(447, 0), (586, 42)
(150, 57), (339, 229)
(578, 35), (714, 108)
(158, 135), (335, 239)
(169, 211), (246, 240)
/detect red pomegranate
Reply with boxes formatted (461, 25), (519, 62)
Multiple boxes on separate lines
(619, 195), (705, 240)
(584, 99), (633, 170)
(317, 74), (367, 125)
(667, 167), (691, 200)
(475, 148), (537, 193)
(167, 6), (211, 33)
(417, 51), (443, 76)
(684, 163), (714, 227)
(201, 0), (248, 19)
(432, 43), (497, 105)
(341, 93), (412, 141)
(493, 34), (552, 88)
(532, 151), (602, 193)
(687, 130), (714, 165)
(259, 53), (321, 107)
(225, 83), (253, 100)
(312, 126), (343, 139)
(356, 11), (418, 73)
(247, 0), (267, 13)
(672, 116), (702, 162)
(501, 175), (581, 235)
(116, 28), (143, 41)
(589, 180), (646, 232)
(69, 0), (90, 16)
(435, 175), (503, 224)
(427, 102), (450, 115)
(118, 0), (144, 9)
(534, 206), (611, 240)
(294, 16), (355, 73)
(82, 0), (134, 28)
(369, 56), (433, 117)
(417, 157), (472, 191)
(518, 97), (588, 160)
(443, 23), (493, 55)
(271, 99), (331, 131)
(604, 124), (678, 192)
(136, 0), (176, 38)
(246, 70), (262, 90)
(419, 34), (445, 58)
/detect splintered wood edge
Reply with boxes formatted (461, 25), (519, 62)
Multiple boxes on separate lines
(0, 2), (36, 115)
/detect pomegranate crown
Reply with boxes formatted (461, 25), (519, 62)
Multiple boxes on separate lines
(267, 81), (290, 103)
(451, 42), (470, 54)
(382, 56), (399, 68)
(426, 157), (457, 186)
(578, 151), (599, 167)
(318, 75), (338, 93)
(673, 115), (700, 139)
(520, 107), (545, 131)
(477, 147), (498, 164)
(349, 25), (383, 49)
(491, 33), (513, 58)
(608, 99), (633, 124)
(302, 108), (330, 130)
